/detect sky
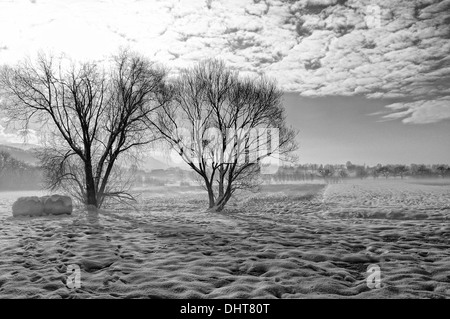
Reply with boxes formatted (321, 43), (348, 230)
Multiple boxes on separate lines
(0, 0), (449, 165)
(283, 93), (450, 165)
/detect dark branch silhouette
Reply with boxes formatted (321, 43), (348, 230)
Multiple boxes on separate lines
(0, 50), (169, 208)
(145, 59), (298, 211)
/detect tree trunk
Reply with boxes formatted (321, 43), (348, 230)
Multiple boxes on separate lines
(213, 188), (232, 212)
(218, 181), (224, 199)
(85, 161), (98, 208)
(206, 183), (215, 209)
(218, 175), (224, 199)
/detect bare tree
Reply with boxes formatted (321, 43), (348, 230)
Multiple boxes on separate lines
(355, 165), (368, 179)
(318, 165), (335, 184)
(147, 59), (297, 211)
(377, 165), (391, 179)
(393, 164), (408, 179)
(435, 165), (449, 178)
(0, 50), (169, 208)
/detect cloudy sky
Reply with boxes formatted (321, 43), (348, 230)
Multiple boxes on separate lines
(0, 0), (449, 164)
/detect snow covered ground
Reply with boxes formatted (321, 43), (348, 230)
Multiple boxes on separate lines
(0, 180), (449, 298)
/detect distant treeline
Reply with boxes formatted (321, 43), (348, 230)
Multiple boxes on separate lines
(264, 162), (450, 183)
(134, 163), (450, 187)
(3, 150), (449, 191)
(0, 151), (42, 190)
(134, 162), (450, 187)
(133, 167), (193, 187)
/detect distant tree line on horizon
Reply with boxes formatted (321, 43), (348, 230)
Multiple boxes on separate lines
(1, 147), (449, 191)
(131, 161), (450, 187)
(0, 150), (41, 190)
(263, 162), (450, 183)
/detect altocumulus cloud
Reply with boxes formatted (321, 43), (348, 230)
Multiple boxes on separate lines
(383, 97), (450, 124)
(0, 0), (449, 124)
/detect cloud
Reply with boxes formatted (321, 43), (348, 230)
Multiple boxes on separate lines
(0, 0), (449, 123)
(383, 97), (450, 124)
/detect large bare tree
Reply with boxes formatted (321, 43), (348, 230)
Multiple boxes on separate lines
(0, 51), (169, 208)
(148, 59), (297, 211)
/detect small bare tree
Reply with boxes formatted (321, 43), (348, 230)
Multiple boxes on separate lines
(147, 59), (297, 211)
(0, 50), (169, 208)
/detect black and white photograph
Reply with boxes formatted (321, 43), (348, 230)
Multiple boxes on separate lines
(0, 0), (449, 305)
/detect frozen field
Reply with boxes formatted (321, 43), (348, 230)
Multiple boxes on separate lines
(0, 180), (449, 298)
